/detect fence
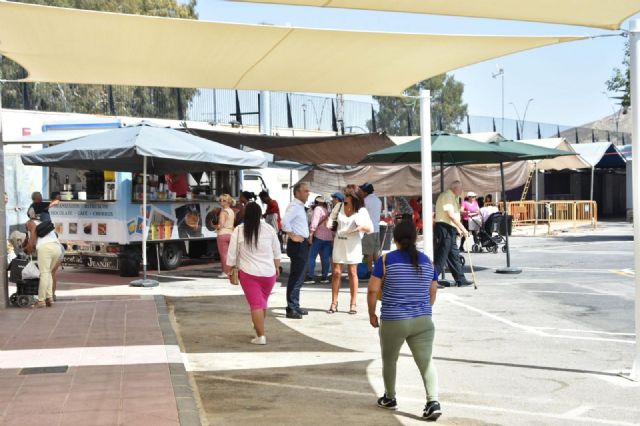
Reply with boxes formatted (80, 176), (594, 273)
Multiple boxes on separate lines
(504, 200), (598, 233)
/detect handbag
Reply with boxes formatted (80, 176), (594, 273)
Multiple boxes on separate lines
(330, 203), (342, 232)
(229, 227), (241, 285)
(22, 258), (40, 280)
(36, 221), (55, 238)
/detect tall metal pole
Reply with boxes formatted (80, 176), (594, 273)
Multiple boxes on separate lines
(0, 82), (7, 308)
(259, 91), (271, 135)
(419, 89), (433, 259)
(496, 162), (521, 274)
(501, 72), (505, 135)
(628, 19), (640, 381)
(131, 155), (158, 287)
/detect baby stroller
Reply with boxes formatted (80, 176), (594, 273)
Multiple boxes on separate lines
(9, 254), (40, 307)
(469, 212), (507, 254)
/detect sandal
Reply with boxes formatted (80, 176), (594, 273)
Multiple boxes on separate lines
(348, 304), (357, 315)
(326, 302), (338, 314)
(32, 301), (46, 309)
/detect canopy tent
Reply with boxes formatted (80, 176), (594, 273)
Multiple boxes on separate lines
(571, 142), (627, 168)
(505, 138), (591, 170)
(0, 2), (584, 96)
(20, 125), (268, 173)
(299, 162), (530, 197)
(234, 0), (640, 30)
(185, 128), (394, 165)
(458, 132), (506, 143)
(21, 124), (267, 287)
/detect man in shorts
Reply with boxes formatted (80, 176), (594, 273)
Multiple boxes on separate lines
(358, 183), (382, 274)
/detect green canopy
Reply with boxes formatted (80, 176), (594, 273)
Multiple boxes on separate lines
(360, 133), (572, 165)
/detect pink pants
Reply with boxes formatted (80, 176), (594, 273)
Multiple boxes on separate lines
(239, 270), (277, 310)
(217, 233), (232, 273)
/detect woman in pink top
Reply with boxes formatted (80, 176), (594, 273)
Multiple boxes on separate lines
(306, 196), (334, 283)
(460, 191), (479, 251)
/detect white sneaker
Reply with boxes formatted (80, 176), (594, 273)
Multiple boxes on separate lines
(251, 335), (266, 345)
(217, 272), (228, 279)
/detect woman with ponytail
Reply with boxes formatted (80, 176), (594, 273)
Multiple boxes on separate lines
(367, 221), (442, 421)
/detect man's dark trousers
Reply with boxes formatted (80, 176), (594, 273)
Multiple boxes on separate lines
(286, 239), (309, 312)
(434, 222), (465, 282)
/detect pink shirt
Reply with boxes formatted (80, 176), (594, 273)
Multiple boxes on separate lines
(462, 200), (479, 221)
(310, 206), (334, 241)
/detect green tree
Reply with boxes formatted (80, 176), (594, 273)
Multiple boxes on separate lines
(370, 74), (468, 135)
(605, 40), (630, 110)
(0, 0), (198, 118)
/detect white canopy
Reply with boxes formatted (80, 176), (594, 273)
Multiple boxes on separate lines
(518, 138), (591, 170)
(0, 2), (584, 96)
(235, 0), (640, 30)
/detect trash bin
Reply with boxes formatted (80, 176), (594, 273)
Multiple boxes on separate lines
(380, 224), (393, 251)
(499, 214), (513, 236)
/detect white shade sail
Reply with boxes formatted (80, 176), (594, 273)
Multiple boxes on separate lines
(0, 2), (584, 96)
(234, 0), (640, 30)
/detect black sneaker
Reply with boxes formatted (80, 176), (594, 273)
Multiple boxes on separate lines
(304, 276), (316, 283)
(423, 401), (442, 421)
(455, 279), (473, 287)
(296, 308), (309, 315)
(376, 394), (397, 410)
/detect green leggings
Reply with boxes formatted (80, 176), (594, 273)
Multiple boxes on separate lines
(379, 315), (438, 401)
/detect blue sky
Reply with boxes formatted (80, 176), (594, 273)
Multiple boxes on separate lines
(193, 1), (638, 127)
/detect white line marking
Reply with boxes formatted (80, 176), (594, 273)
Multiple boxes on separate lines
(529, 290), (624, 297)
(0, 345), (181, 369)
(443, 295), (635, 345)
(202, 374), (637, 425)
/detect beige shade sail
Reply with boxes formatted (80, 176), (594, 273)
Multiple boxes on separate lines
(300, 162), (530, 197)
(518, 138), (591, 170)
(0, 2), (584, 96)
(234, 0), (640, 30)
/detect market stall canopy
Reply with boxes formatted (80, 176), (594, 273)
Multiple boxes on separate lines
(185, 129), (394, 165)
(361, 133), (516, 165)
(20, 124), (268, 173)
(517, 138), (591, 170)
(234, 0), (640, 30)
(0, 2), (585, 96)
(299, 163), (530, 197)
(571, 142), (627, 168)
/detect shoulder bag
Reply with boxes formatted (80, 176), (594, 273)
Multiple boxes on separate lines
(229, 227), (241, 285)
(330, 203), (342, 232)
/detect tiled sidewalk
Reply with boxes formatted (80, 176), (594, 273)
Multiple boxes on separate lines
(0, 295), (199, 426)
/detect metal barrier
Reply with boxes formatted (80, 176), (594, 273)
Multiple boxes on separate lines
(503, 200), (597, 233)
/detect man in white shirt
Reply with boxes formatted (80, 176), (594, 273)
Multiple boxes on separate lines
(358, 183), (382, 273)
(282, 182), (311, 319)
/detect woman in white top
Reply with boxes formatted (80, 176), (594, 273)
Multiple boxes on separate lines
(327, 193), (373, 315)
(227, 202), (281, 345)
(23, 219), (63, 308)
(216, 194), (236, 279)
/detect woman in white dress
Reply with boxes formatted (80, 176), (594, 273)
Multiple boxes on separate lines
(326, 193), (373, 315)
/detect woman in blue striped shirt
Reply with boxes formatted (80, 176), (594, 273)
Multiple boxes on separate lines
(367, 220), (442, 421)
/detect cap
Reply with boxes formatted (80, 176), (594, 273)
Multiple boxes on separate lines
(359, 183), (374, 194)
(331, 192), (345, 201)
(467, 191), (477, 197)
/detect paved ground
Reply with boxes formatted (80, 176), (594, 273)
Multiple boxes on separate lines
(0, 220), (637, 425)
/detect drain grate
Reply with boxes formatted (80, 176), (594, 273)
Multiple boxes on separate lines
(19, 366), (69, 375)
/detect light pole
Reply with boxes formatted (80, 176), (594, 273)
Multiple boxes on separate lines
(509, 98), (534, 138)
(302, 103), (307, 130)
(602, 91), (624, 142)
(492, 65), (504, 134)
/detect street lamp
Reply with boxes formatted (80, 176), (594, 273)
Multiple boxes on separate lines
(602, 91), (626, 142)
(302, 103), (307, 129)
(492, 65), (504, 134)
(509, 98), (534, 137)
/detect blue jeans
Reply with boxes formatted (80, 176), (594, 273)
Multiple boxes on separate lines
(286, 239), (309, 312)
(307, 238), (333, 279)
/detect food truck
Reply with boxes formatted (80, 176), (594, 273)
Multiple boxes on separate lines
(48, 168), (236, 276)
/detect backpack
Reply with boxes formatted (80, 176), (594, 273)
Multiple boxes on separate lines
(35, 221), (55, 238)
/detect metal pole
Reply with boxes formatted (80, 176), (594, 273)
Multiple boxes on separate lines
(501, 72), (505, 135)
(0, 82), (7, 308)
(419, 89), (433, 259)
(534, 163), (538, 235)
(259, 91), (271, 135)
(590, 166), (595, 202)
(496, 162), (521, 274)
(130, 155), (158, 287)
(628, 19), (640, 381)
